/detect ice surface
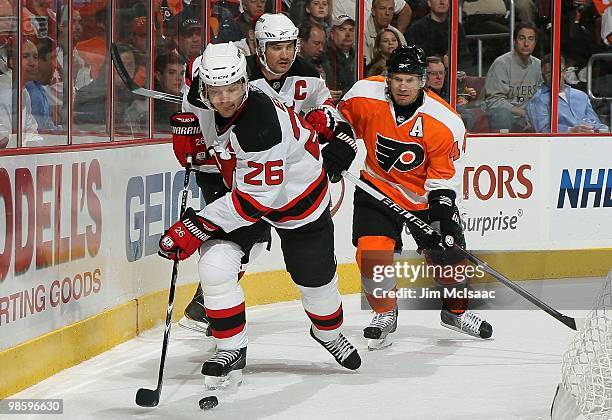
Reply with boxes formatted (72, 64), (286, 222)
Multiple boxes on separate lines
(13, 292), (584, 420)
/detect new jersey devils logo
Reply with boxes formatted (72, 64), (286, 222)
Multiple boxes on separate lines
(375, 134), (425, 172)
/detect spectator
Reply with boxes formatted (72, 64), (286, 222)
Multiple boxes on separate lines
(326, 13), (356, 102)
(76, 8), (107, 80)
(129, 15), (148, 54)
(304, 0), (330, 34)
(332, 0), (412, 64)
(126, 15), (149, 86)
(153, 52), (183, 131)
(235, 0), (265, 39)
(167, 4), (242, 62)
(171, 11), (202, 63)
(484, 22), (542, 132)
(49, 6), (92, 127)
(22, 38), (56, 130)
(364, 0), (410, 65)
(0, 40), (41, 148)
(73, 43), (142, 133)
(366, 26), (405, 76)
(57, 7), (91, 90)
(36, 36), (55, 86)
(527, 54), (609, 133)
(405, 0), (470, 69)
(425, 55), (447, 101)
(425, 55), (478, 130)
(298, 19), (331, 79)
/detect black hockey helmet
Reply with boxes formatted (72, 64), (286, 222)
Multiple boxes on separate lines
(386, 45), (426, 77)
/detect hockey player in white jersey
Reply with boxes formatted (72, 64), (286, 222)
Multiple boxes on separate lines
(161, 42), (360, 387)
(180, 13), (356, 330)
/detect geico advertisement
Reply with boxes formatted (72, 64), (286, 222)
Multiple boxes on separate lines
(459, 138), (542, 250)
(0, 144), (201, 350)
(551, 138), (612, 245)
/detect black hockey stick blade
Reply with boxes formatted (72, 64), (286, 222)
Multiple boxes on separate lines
(456, 249), (580, 331)
(110, 43), (182, 104)
(342, 170), (581, 331)
(135, 387), (160, 407)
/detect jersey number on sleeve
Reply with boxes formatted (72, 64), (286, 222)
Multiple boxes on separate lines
(449, 140), (461, 161)
(244, 160), (284, 186)
(274, 97), (320, 160)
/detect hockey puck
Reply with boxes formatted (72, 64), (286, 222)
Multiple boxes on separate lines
(198, 395), (218, 410)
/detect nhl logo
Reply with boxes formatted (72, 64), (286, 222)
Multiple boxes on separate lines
(272, 81), (281, 90)
(396, 115), (405, 124)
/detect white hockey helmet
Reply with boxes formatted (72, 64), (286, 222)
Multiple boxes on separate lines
(254, 13), (299, 76)
(198, 42), (249, 109)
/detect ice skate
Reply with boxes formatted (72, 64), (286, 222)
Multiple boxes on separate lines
(201, 347), (247, 390)
(440, 310), (493, 339)
(363, 307), (398, 350)
(310, 328), (361, 370)
(178, 284), (211, 335)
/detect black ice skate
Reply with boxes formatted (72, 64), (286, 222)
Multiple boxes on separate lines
(363, 306), (398, 350)
(310, 328), (361, 370)
(201, 347), (247, 390)
(440, 310), (493, 339)
(178, 284), (211, 335)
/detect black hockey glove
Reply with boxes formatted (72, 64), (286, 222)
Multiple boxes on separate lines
(426, 189), (463, 251)
(321, 122), (357, 183)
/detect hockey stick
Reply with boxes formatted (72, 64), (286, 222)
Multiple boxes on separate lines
(111, 43), (182, 104)
(136, 162), (192, 407)
(342, 171), (581, 331)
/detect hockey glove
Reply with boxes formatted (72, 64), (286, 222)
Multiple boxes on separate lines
(427, 189), (463, 250)
(321, 122), (357, 183)
(171, 112), (211, 167)
(159, 208), (218, 261)
(305, 106), (336, 144)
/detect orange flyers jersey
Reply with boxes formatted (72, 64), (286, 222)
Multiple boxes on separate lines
(338, 76), (467, 211)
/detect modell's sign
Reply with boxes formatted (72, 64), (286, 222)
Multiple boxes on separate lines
(0, 161), (102, 281)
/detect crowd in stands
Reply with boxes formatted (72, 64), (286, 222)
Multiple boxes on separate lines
(1, 0), (611, 148)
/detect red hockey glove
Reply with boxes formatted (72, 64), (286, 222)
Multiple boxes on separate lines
(305, 107), (336, 144)
(171, 112), (210, 167)
(158, 208), (219, 261)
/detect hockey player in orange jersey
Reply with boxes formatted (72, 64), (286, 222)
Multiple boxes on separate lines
(319, 45), (493, 348)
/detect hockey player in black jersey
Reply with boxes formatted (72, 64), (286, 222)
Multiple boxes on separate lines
(162, 42), (360, 388)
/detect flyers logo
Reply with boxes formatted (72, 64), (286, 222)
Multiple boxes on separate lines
(375, 134), (425, 173)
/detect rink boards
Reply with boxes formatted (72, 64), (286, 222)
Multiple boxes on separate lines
(0, 135), (611, 397)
